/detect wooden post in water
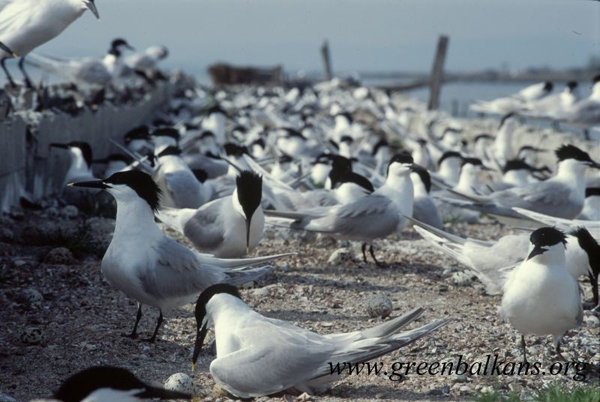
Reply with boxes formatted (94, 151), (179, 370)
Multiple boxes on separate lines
(321, 40), (333, 80)
(428, 35), (449, 110)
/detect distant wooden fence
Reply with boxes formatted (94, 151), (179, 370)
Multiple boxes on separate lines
(209, 63), (283, 85)
(0, 82), (173, 212)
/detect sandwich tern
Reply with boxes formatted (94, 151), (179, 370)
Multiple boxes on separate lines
(70, 170), (290, 342)
(499, 227), (582, 362)
(441, 145), (600, 224)
(156, 171), (264, 258)
(0, 0), (99, 87)
(191, 284), (449, 397)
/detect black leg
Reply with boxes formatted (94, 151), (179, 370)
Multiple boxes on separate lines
(590, 272), (599, 308)
(584, 129), (590, 141)
(18, 57), (33, 88)
(361, 243), (368, 264)
(144, 310), (163, 343)
(521, 335), (528, 364)
(552, 121), (561, 132)
(121, 303), (142, 339)
(1, 58), (16, 88)
(369, 244), (385, 268)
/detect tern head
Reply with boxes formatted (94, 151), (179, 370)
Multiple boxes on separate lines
(474, 133), (493, 144)
(50, 141), (93, 169)
(109, 38), (134, 57)
(82, 0), (100, 19)
(54, 366), (190, 402)
(224, 143), (249, 157)
(386, 153), (414, 177)
(410, 164), (432, 194)
(566, 81), (578, 91)
(570, 227), (599, 278)
(462, 157), (491, 172)
(527, 227), (567, 261)
(372, 139), (389, 156)
(543, 81), (553, 92)
(193, 284), (243, 370)
(123, 126), (150, 144)
(234, 171), (263, 254)
(69, 170), (161, 212)
(156, 146), (181, 159)
(555, 144), (600, 170)
(328, 155), (353, 188)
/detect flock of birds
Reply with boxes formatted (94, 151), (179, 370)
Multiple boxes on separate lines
(0, 1), (598, 401)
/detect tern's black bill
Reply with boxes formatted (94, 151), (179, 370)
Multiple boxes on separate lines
(0, 41), (17, 58)
(192, 323), (209, 371)
(527, 245), (546, 261)
(86, 1), (100, 19)
(68, 180), (108, 190)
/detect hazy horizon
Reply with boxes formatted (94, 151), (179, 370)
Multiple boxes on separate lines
(8, 0), (600, 77)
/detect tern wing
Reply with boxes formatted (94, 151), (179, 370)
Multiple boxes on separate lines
(163, 170), (204, 208)
(182, 199), (227, 251)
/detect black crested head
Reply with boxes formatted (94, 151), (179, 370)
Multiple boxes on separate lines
(503, 159), (534, 173)
(527, 227), (567, 260)
(224, 143), (248, 157)
(152, 117), (174, 127)
(438, 151), (462, 166)
(199, 130), (215, 140)
(555, 144), (594, 163)
(54, 366), (191, 402)
(530, 227), (567, 247)
(193, 284), (243, 366)
(207, 104), (227, 115)
(282, 127), (305, 139)
(314, 153), (332, 165)
(123, 126), (150, 144)
(328, 155), (353, 188)
(336, 171), (374, 193)
(236, 171), (262, 220)
(387, 152), (414, 177)
(278, 154), (293, 164)
(157, 146), (181, 158)
(474, 133), (493, 143)
(335, 112), (353, 123)
(416, 138), (428, 146)
(543, 81), (553, 91)
(499, 112), (517, 128)
(104, 170), (161, 212)
(570, 227), (599, 277)
(108, 38), (132, 58)
(251, 138), (265, 149)
(340, 135), (354, 144)
(566, 81), (578, 90)
(461, 157), (483, 167)
(586, 187), (600, 198)
(372, 139), (389, 156)
(411, 164), (432, 193)
(593, 74), (600, 84)
(232, 125), (247, 134)
(68, 141), (93, 168)
(439, 127), (462, 140)
(152, 127), (180, 141)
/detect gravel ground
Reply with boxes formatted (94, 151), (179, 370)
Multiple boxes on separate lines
(0, 206), (598, 402)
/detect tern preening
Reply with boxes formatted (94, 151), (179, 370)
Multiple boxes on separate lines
(0, 0), (100, 87)
(191, 284), (449, 397)
(54, 366), (191, 402)
(500, 227), (582, 362)
(70, 170), (291, 342)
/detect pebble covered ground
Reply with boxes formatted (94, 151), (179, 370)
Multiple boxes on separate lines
(0, 205), (598, 402)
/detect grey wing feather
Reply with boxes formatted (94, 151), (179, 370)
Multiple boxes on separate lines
(141, 238), (225, 300)
(183, 200), (226, 250)
(413, 197), (443, 229)
(492, 181), (571, 210)
(165, 171), (203, 208)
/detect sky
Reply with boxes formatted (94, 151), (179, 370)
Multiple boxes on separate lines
(32, 0), (600, 77)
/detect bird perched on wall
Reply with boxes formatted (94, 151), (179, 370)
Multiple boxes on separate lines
(0, 0), (100, 88)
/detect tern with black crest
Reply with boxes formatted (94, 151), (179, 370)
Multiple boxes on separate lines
(70, 170), (291, 342)
(191, 284), (449, 397)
